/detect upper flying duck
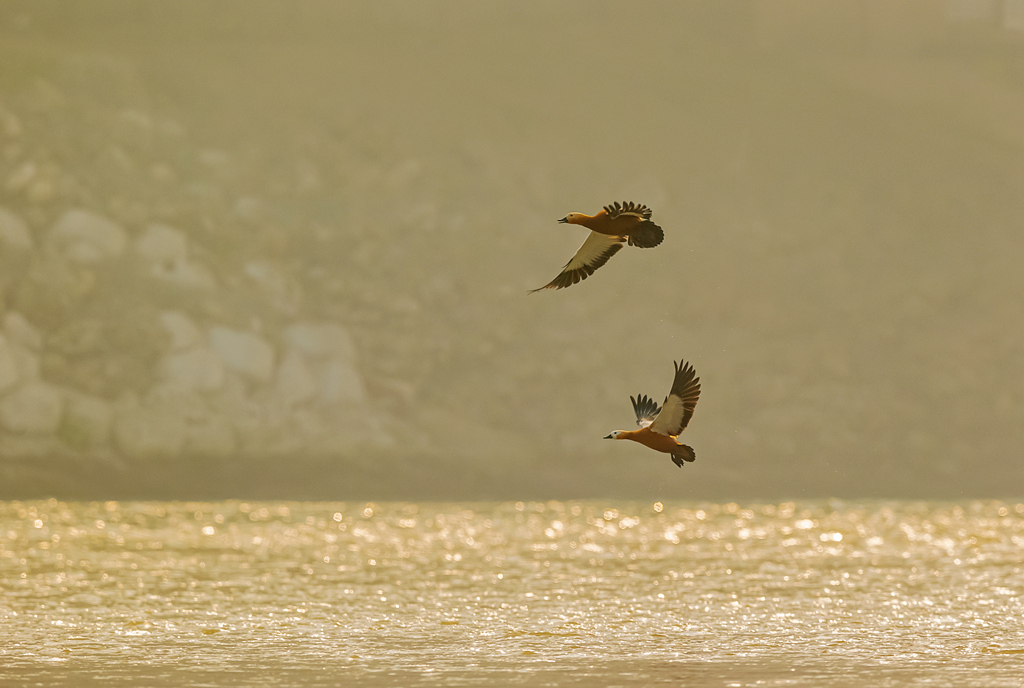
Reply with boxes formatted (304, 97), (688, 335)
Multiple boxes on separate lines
(604, 359), (701, 468)
(530, 201), (664, 292)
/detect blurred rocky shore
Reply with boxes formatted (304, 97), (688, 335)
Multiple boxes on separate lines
(0, 72), (423, 498)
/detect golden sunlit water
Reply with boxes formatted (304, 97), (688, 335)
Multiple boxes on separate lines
(2, 499), (1023, 686)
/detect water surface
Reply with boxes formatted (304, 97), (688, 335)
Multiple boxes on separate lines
(2, 499), (1023, 686)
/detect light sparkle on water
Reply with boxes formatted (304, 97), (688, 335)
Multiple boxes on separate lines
(1, 499), (1023, 687)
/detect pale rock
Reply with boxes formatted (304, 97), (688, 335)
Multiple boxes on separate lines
(373, 377), (417, 407)
(159, 310), (204, 351)
(208, 372), (253, 414)
(151, 258), (217, 290)
(0, 108), (22, 137)
(143, 385), (209, 422)
(5, 160), (36, 191)
(26, 176), (55, 203)
(136, 224), (216, 290)
(282, 322), (365, 405)
(245, 261), (301, 313)
(149, 163), (177, 184)
(3, 312), (43, 350)
(234, 196), (263, 221)
(386, 158), (423, 191)
(244, 260), (280, 285)
(275, 348), (318, 406)
(135, 223), (188, 263)
(209, 326), (275, 383)
(199, 149), (230, 167)
(48, 209), (127, 263)
(118, 109), (154, 130)
(113, 407), (187, 460)
(320, 357), (367, 405)
(9, 344), (40, 383)
(31, 79), (66, 110)
(283, 322), (356, 361)
(158, 118), (186, 137)
(0, 206), (32, 250)
(0, 335), (18, 393)
(58, 392), (113, 450)
(116, 109), (155, 148)
(294, 158), (322, 192)
(157, 346), (225, 392)
(211, 374), (264, 441)
(0, 382), (63, 434)
(291, 407), (327, 438)
(98, 145), (134, 174)
(141, 390), (225, 462)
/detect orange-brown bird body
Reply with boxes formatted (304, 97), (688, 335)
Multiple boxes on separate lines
(564, 206), (649, 237)
(605, 426), (685, 454)
(604, 359), (701, 468)
(531, 201), (664, 292)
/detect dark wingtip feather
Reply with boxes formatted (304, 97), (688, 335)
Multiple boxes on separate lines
(604, 200), (654, 220)
(531, 240), (624, 292)
(631, 393), (662, 425)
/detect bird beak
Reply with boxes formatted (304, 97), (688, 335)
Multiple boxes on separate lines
(557, 216), (568, 223)
(603, 433), (614, 439)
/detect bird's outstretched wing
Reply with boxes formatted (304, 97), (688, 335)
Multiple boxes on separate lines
(603, 201), (653, 221)
(630, 394), (662, 428)
(649, 360), (701, 437)
(530, 231), (624, 292)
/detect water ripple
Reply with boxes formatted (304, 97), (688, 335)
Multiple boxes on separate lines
(2, 499), (1023, 686)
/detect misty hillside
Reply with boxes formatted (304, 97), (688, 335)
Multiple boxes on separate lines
(1, 1), (1022, 500)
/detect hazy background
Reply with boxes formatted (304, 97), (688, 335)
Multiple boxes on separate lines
(1, 1), (1022, 501)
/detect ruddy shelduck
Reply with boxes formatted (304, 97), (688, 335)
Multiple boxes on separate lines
(604, 359), (701, 468)
(530, 201), (664, 292)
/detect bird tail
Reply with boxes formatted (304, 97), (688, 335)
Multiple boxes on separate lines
(670, 445), (696, 468)
(627, 220), (664, 248)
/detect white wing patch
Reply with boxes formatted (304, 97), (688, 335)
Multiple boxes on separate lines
(649, 360), (701, 437)
(649, 396), (686, 436)
(562, 231), (622, 271)
(531, 231), (624, 291)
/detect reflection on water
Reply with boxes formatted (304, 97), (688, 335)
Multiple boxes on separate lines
(1, 499), (1023, 686)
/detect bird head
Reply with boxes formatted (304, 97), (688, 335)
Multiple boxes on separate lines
(559, 212), (584, 224)
(603, 431), (624, 440)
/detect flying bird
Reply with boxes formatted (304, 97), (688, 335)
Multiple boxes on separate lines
(604, 359), (701, 468)
(530, 201), (664, 292)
